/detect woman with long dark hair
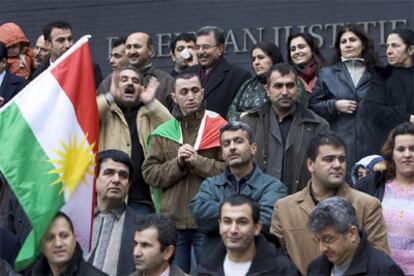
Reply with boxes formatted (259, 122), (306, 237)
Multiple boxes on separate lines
(356, 122), (414, 275)
(227, 41), (283, 121)
(309, 24), (382, 178)
(287, 32), (324, 105)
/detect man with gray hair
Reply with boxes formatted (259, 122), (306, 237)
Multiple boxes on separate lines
(307, 197), (403, 276)
(188, 26), (250, 117)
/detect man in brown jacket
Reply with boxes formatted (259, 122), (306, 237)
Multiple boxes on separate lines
(270, 131), (390, 275)
(241, 63), (329, 194)
(142, 72), (226, 274)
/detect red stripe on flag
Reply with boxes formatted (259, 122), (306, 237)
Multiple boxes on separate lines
(51, 43), (99, 151)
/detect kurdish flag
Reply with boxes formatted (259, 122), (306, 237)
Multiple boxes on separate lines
(148, 110), (227, 212)
(0, 35), (98, 271)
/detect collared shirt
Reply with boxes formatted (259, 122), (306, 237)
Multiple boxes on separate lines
(224, 164), (256, 193)
(272, 105), (295, 147)
(0, 70), (6, 88)
(86, 203), (127, 276)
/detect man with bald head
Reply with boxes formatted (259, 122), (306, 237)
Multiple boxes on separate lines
(33, 35), (50, 69)
(126, 32), (174, 110)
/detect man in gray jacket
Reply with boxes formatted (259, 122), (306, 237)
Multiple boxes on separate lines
(241, 63), (329, 194)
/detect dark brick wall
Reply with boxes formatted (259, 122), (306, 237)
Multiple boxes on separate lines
(1, 0), (413, 77)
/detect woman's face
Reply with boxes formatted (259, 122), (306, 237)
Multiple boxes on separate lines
(290, 36), (313, 65)
(386, 33), (414, 67)
(339, 31), (364, 59)
(251, 48), (273, 76)
(393, 134), (414, 180)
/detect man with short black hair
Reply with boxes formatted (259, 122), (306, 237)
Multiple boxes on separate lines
(198, 194), (298, 275)
(307, 197), (403, 275)
(130, 214), (186, 276)
(31, 21), (102, 87)
(188, 26), (250, 117)
(271, 132), (390, 274)
(31, 212), (106, 276)
(96, 37), (129, 95)
(190, 121), (286, 256)
(241, 63), (329, 194)
(143, 72), (226, 273)
(170, 32), (197, 76)
(126, 32), (174, 109)
(86, 150), (143, 276)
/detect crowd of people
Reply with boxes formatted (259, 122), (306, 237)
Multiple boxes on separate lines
(0, 19), (414, 276)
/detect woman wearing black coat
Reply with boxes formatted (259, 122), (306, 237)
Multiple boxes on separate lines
(309, 24), (382, 179)
(365, 28), (414, 152)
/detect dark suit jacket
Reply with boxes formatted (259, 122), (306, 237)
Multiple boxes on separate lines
(0, 71), (27, 104)
(31, 60), (103, 89)
(188, 58), (250, 117)
(117, 206), (143, 276)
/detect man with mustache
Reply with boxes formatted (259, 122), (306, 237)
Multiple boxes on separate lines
(98, 66), (171, 215)
(270, 132), (390, 275)
(241, 63), (329, 194)
(188, 26), (250, 117)
(125, 32), (175, 110)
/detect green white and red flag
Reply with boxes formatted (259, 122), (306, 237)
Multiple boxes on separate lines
(0, 35), (98, 271)
(148, 110), (227, 212)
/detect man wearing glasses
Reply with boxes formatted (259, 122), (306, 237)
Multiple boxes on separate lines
(307, 197), (403, 275)
(189, 26), (250, 118)
(270, 131), (390, 275)
(241, 63), (329, 195)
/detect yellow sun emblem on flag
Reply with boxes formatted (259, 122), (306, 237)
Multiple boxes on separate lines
(47, 134), (95, 197)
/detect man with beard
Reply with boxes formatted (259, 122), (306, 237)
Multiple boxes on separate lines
(125, 32), (174, 110)
(188, 26), (250, 117)
(270, 132), (390, 275)
(241, 63), (329, 194)
(98, 66), (171, 215)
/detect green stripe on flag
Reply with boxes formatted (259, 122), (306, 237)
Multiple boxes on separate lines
(146, 118), (181, 213)
(0, 103), (64, 271)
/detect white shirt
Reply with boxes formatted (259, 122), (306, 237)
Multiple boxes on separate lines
(223, 254), (252, 276)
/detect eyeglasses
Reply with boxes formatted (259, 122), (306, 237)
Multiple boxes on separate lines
(313, 235), (339, 246)
(195, 44), (217, 51)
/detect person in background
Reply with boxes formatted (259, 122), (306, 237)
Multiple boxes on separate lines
(351, 154), (385, 185)
(170, 32), (198, 76)
(356, 122), (414, 275)
(365, 28), (414, 153)
(188, 26), (250, 117)
(307, 197), (403, 276)
(0, 22), (35, 79)
(227, 41), (284, 121)
(96, 37), (129, 95)
(287, 32), (324, 106)
(241, 63), (329, 194)
(33, 35), (50, 69)
(309, 24), (382, 180)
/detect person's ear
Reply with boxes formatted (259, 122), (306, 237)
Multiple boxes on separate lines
(408, 45), (414, 57)
(163, 245), (175, 262)
(254, 222), (262, 236)
(307, 158), (315, 173)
